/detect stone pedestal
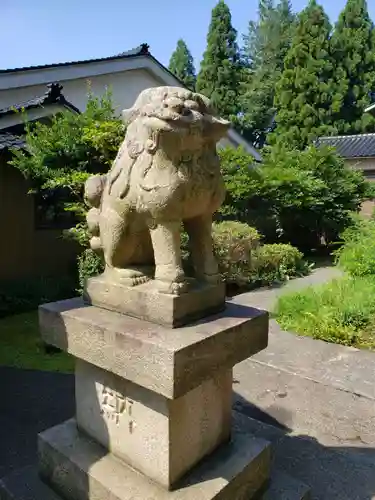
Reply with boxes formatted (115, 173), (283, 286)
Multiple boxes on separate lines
(75, 360), (232, 487)
(1, 296), (272, 499)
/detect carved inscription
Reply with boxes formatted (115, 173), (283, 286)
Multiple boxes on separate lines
(100, 386), (135, 431)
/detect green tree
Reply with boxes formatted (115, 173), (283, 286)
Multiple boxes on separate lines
(219, 144), (372, 250)
(196, 0), (241, 119)
(11, 90), (124, 246)
(330, 0), (375, 134)
(238, 0), (295, 147)
(168, 39), (196, 89)
(271, 0), (338, 149)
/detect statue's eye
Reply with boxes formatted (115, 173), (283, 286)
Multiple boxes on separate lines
(182, 107), (191, 116)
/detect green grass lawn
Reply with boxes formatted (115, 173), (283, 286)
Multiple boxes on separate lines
(276, 276), (375, 350)
(0, 311), (74, 373)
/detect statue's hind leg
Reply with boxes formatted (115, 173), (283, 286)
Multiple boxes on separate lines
(100, 208), (153, 285)
(184, 215), (220, 284)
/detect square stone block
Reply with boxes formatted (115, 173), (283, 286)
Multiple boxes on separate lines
(84, 276), (226, 327)
(75, 360), (232, 488)
(37, 419), (271, 500)
(39, 298), (268, 399)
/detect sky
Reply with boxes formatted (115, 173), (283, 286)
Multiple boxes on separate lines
(1, 0), (375, 71)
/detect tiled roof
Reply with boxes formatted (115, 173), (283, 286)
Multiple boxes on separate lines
(0, 44), (150, 74)
(0, 82), (80, 117)
(317, 133), (375, 158)
(0, 133), (25, 151)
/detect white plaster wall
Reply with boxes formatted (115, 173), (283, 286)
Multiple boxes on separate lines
(0, 68), (163, 113)
(346, 157), (375, 172)
(0, 66), (253, 153)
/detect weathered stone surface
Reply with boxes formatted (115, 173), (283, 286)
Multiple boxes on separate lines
(84, 86), (230, 297)
(38, 419), (270, 500)
(0, 465), (310, 500)
(84, 276), (225, 327)
(39, 298), (268, 399)
(75, 360), (232, 488)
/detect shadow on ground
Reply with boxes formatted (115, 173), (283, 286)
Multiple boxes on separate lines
(234, 392), (375, 500)
(1, 366), (375, 499)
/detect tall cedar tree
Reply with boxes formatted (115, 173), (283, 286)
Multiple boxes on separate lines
(330, 0), (375, 134)
(239, 0), (294, 147)
(196, 0), (241, 119)
(168, 39), (196, 90)
(272, 0), (338, 149)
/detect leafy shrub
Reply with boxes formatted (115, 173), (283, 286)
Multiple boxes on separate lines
(219, 145), (374, 252)
(335, 218), (375, 276)
(276, 276), (375, 348)
(212, 221), (261, 285)
(250, 244), (311, 286)
(11, 89), (124, 246)
(0, 275), (76, 318)
(184, 221), (309, 288)
(77, 249), (104, 294)
(9, 90), (124, 304)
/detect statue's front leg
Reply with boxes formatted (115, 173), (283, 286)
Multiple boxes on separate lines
(184, 215), (220, 284)
(150, 221), (188, 294)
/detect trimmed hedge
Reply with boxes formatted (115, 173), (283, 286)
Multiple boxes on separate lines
(77, 221), (309, 292)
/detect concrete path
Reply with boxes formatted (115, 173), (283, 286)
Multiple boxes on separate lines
(231, 265), (343, 312)
(230, 266), (375, 499)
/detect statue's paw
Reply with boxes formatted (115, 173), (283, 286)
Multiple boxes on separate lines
(155, 278), (191, 295)
(132, 275), (151, 286)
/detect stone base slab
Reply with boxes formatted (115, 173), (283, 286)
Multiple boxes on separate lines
(39, 298), (268, 399)
(84, 275), (226, 327)
(37, 419), (271, 500)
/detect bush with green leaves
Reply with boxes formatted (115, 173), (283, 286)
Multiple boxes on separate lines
(276, 276), (375, 348)
(219, 144), (373, 251)
(77, 221), (309, 292)
(212, 221), (261, 286)
(250, 244), (311, 286)
(335, 217), (375, 276)
(11, 90), (125, 244)
(77, 249), (105, 294)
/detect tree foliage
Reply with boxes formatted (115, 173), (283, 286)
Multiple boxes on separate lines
(219, 145), (373, 250)
(271, 0), (339, 149)
(10, 90), (124, 245)
(330, 0), (375, 134)
(196, 0), (241, 119)
(238, 0), (295, 147)
(168, 39), (196, 89)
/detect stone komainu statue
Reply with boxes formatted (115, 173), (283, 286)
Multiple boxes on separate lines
(84, 86), (229, 295)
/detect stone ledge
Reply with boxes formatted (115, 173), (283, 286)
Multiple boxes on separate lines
(37, 419), (270, 500)
(39, 298), (268, 399)
(84, 276), (226, 328)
